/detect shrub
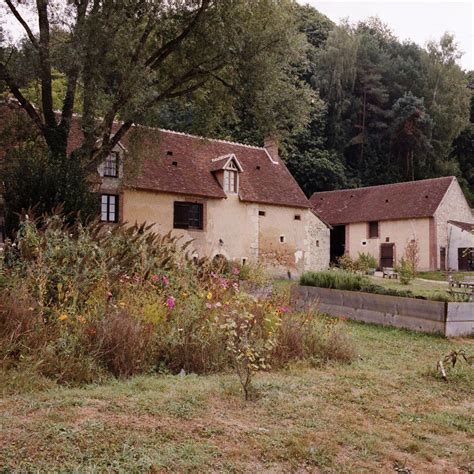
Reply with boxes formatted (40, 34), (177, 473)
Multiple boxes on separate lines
(357, 252), (378, 273)
(1, 211), (357, 392)
(404, 238), (420, 276)
(300, 270), (370, 291)
(395, 257), (414, 285)
(335, 254), (360, 272)
(86, 308), (156, 378)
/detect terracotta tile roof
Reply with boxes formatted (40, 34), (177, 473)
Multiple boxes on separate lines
(309, 177), (455, 225)
(0, 102), (310, 209)
(448, 220), (474, 232)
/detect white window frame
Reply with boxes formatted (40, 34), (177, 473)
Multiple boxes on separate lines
(101, 194), (118, 222)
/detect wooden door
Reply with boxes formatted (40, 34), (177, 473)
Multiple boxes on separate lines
(440, 247), (446, 271)
(380, 244), (394, 268)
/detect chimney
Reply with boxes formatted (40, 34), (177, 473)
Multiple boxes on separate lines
(264, 136), (279, 162)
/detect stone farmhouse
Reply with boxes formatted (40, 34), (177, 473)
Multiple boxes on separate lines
(0, 102), (330, 276)
(310, 177), (474, 271)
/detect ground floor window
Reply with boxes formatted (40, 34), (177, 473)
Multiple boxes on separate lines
(101, 194), (119, 222)
(173, 201), (204, 230)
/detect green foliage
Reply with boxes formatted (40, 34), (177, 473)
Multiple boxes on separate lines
(395, 257), (415, 285)
(357, 252), (378, 272)
(1, 212), (355, 393)
(335, 254), (360, 273)
(1, 143), (97, 236)
(300, 270), (469, 302)
(300, 270), (369, 291)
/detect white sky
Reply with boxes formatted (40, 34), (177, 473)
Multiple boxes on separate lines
(299, 0), (473, 70)
(2, 1), (473, 70)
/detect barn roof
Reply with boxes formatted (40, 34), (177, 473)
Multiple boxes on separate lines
(309, 177), (455, 225)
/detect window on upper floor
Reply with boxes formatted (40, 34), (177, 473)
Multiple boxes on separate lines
(101, 194), (119, 222)
(368, 221), (379, 239)
(104, 151), (119, 177)
(174, 202), (204, 230)
(224, 169), (238, 194)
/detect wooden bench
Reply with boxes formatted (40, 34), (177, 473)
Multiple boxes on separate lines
(382, 267), (398, 279)
(449, 276), (474, 289)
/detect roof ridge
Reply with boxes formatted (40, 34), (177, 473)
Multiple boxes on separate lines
(311, 176), (455, 197)
(2, 98), (267, 151)
(132, 124), (266, 151)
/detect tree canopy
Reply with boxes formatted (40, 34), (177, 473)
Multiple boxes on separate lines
(1, 2), (473, 205)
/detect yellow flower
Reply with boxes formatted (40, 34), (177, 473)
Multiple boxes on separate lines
(58, 314), (68, 321)
(118, 301), (126, 307)
(206, 292), (213, 300)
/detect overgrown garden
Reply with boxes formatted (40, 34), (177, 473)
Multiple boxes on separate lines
(0, 212), (354, 398)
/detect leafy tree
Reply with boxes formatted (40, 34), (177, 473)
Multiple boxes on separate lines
(1, 0), (310, 163)
(422, 34), (470, 159)
(390, 92), (433, 180)
(2, 142), (97, 237)
(451, 71), (474, 204)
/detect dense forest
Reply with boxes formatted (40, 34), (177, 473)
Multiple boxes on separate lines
(1, 1), (473, 205)
(155, 5), (474, 203)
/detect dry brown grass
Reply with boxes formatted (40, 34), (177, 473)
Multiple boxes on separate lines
(1, 320), (472, 472)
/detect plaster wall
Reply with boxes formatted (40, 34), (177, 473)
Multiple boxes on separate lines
(122, 189), (330, 276)
(346, 218), (431, 270)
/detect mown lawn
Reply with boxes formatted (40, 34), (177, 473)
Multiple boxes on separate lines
(417, 271), (474, 282)
(368, 274), (453, 299)
(1, 321), (473, 473)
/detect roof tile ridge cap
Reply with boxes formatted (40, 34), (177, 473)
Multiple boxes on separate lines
(312, 176), (456, 196)
(133, 124), (266, 151)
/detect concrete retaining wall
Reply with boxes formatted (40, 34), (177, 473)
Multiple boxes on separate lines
(291, 285), (474, 337)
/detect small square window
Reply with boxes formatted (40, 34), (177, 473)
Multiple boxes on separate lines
(241, 258), (247, 265)
(259, 211), (266, 217)
(280, 235), (285, 243)
(316, 240), (320, 247)
(294, 215), (301, 221)
(368, 221), (379, 239)
(385, 237), (390, 243)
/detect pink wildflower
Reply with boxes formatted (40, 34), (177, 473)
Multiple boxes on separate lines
(162, 275), (170, 286)
(166, 296), (175, 310)
(206, 302), (213, 310)
(151, 274), (160, 283)
(231, 267), (240, 276)
(278, 306), (290, 314)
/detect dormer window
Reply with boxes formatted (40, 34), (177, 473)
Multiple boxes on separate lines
(224, 160), (239, 194)
(224, 168), (238, 193)
(104, 151), (119, 177)
(211, 154), (242, 194)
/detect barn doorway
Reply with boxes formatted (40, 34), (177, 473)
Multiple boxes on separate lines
(330, 225), (346, 264)
(380, 243), (395, 268)
(458, 248), (474, 271)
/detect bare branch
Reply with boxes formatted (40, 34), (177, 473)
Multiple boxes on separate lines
(145, 0), (211, 69)
(4, 0), (40, 50)
(0, 62), (45, 132)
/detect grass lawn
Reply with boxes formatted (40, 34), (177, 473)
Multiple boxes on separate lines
(417, 271), (474, 282)
(1, 322), (473, 472)
(368, 275), (453, 299)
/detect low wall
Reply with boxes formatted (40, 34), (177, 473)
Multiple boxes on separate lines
(291, 286), (474, 337)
